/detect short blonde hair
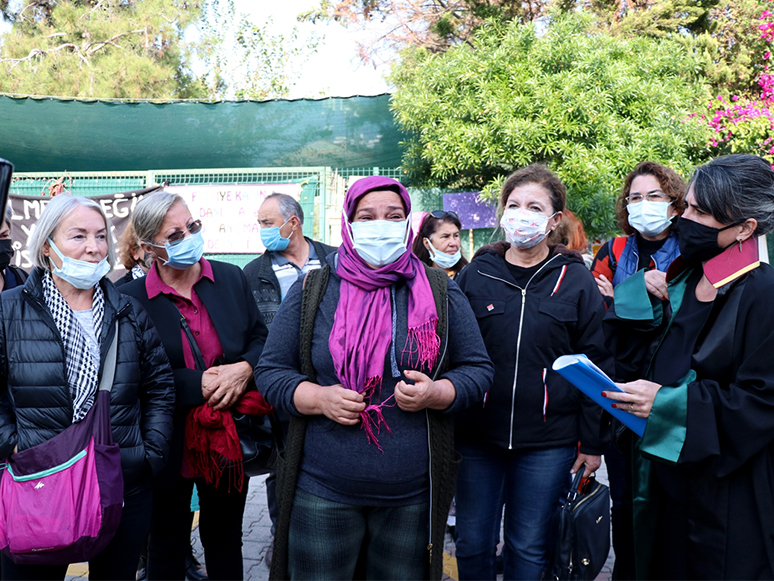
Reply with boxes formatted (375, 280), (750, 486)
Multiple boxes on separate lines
(131, 191), (186, 244)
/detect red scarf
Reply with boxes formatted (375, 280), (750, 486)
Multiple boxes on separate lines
(183, 390), (273, 492)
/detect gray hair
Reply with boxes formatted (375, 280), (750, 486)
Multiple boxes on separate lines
(265, 193), (304, 226)
(132, 191), (187, 245)
(28, 194), (117, 271)
(4, 204), (11, 228)
(690, 154), (774, 236)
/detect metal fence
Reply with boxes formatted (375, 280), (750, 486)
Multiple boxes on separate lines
(10, 166), (496, 267)
(10, 166), (407, 268)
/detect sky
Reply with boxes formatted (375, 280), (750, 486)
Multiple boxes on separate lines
(233, 0), (392, 99)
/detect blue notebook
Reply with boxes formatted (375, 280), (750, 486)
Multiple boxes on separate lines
(552, 354), (647, 437)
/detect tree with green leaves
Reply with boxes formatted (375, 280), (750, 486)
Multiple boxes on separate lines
(304, 0), (770, 99)
(0, 0), (321, 100)
(196, 0), (322, 100)
(390, 12), (713, 238)
(299, 0), (539, 64)
(0, 0), (205, 99)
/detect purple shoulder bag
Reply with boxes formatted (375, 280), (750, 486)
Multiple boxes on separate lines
(0, 322), (124, 565)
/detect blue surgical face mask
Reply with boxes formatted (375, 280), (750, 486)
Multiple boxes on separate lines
(260, 219), (292, 252)
(348, 217), (410, 267)
(425, 238), (461, 269)
(48, 239), (111, 290)
(162, 230), (204, 270)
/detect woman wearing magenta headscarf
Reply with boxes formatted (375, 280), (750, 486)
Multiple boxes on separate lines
(255, 176), (493, 580)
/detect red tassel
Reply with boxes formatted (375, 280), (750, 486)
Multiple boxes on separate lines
(183, 391), (274, 492)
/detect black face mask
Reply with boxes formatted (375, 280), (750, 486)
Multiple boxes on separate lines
(0, 239), (14, 272)
(677, 216), (740, 263)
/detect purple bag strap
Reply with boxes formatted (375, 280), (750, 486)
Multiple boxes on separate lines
(98, 322), (118, 394)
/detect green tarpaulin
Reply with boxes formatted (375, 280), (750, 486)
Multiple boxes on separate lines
(0, 94), (405, 172)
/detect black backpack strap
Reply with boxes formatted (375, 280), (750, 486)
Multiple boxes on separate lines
(271, 263), (330, 581)
(422, 264), (449, 377)
(421, 265), (457, 578)
(299, 264), (330, 382)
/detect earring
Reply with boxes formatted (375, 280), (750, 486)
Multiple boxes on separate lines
(738, 239), (744, 252)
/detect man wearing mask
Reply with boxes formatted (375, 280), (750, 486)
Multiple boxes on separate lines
(243, 192), (335, 562)
(0, 205), (27, 291)
(244, 193), (336, 327)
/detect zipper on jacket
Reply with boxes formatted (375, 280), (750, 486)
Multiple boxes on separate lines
(478, 254), (560, 449)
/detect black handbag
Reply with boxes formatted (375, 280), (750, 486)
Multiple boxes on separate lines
(550, 466), (611, 581)
(175, 308), (282, 476)
(231, 411), (283, 477)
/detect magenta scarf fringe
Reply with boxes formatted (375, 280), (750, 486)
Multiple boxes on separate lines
(329, 176), (440, 450)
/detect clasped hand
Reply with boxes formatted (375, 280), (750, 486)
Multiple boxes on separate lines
(294, 370), (456, 426)
(201, 361), (253, 411)
(395, 369), (453, 412)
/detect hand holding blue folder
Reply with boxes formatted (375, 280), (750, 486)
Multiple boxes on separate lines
(552, 354), (647, 437)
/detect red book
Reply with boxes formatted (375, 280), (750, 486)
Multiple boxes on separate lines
(704, 237), (761, 288)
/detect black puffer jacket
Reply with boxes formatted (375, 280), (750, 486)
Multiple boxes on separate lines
(455, 243), (613, 454)
(0, 268), (175, 485)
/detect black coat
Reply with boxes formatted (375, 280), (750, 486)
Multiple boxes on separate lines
(243, 238), (337, 328)
(121, 259), (268, 486)
(609, 260), (774, 578)
(0, 268), (175, 486)
(455, 243), (613, 454)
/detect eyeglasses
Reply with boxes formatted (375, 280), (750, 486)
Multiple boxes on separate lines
(625, 192), (671, 205)
(429, 210), (459, 220)
(151, 220), (202, 247)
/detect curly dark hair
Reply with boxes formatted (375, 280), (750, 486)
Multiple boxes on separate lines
(616, 161), (687, 236)
(411, 212), (469, 274)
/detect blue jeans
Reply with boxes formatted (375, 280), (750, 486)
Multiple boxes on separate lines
(455, 443), (576, 581)
(288, 488), (429, 580)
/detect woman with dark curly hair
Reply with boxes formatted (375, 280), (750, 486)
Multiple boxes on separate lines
(591, 161), (687, 303)
(412, 211), (469, 279)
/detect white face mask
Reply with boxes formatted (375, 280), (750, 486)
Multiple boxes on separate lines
(48, 239), (111, 290)
(348, 218), (410, 267)
(627, 200), (673, 237)
(425, 238), (461, 269)
(500, 208), (554, 249)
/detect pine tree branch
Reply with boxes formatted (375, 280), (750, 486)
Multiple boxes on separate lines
(84, 29), (145, 55)
(0, 28), (144, 69)
(79, 0), (108, 20)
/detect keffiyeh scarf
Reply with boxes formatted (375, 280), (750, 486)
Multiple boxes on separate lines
(42, 271), (105, 423)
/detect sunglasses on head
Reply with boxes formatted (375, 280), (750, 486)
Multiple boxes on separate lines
(429, 210), (459, 220)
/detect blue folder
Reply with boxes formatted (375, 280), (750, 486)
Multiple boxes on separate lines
(552, 354), (647, 437)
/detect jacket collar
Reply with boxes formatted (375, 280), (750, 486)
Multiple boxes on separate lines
(666, 237), (761, 293)
(256, 236), (334, 282)
(26, 267), (128, 308)
(24, 267), (130, 345)
(473, 241), (584, 263)
(473, 242), (582, 270)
